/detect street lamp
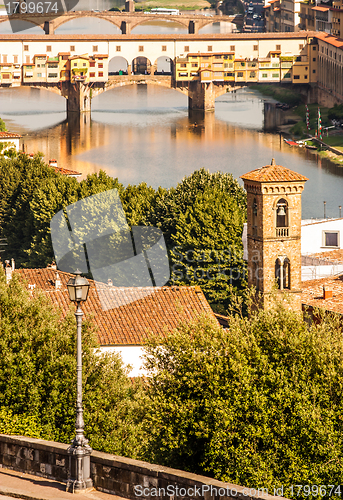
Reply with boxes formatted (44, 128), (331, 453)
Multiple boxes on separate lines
(66, 270), (93, 493)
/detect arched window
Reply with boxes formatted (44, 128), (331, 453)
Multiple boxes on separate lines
(275, 257), (291, 290)
(283, 258), (291, 289)
(276, 198), (288, 228)
(275, 258), (281, 289)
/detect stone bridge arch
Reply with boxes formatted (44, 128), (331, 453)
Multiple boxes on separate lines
(52, 12), (124, 32)
(109, 56), (129, 75)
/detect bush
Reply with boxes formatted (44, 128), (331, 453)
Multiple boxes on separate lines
(143, 296), (343, 496)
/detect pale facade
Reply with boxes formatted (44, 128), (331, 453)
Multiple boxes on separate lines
(264, 0), (301, 32)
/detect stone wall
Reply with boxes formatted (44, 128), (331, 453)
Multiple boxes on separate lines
(0, 435), (284, 500)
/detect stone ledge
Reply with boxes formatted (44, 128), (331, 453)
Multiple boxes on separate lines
(0, 435), (288, 500)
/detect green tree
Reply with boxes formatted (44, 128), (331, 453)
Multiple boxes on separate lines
(0, 269), (146, 457)
(148, 169), (247, 313)
(143, 298), (343, 495)
(0, 117), (6, 132)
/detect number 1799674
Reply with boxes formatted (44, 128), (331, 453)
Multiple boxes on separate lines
(5, 2), (59, 14)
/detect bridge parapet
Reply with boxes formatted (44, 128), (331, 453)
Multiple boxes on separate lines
(0, 434), (286, 500)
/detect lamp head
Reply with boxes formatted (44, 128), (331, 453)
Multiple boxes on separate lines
(67, 269), (90, 303)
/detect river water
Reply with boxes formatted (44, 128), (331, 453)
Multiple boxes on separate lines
(0, 14), (342, 219)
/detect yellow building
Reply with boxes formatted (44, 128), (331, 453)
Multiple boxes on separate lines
(22, 61), (35, 83)
(70, 55), (89, 83)
(292, 40), (317, 83)
(58, 52), (71, 82)
(0, 63), (14, 84)
(175, 52), (235, 83)
(46, 56), (60, 83)
(32, 55), (47, 83)
(258, 51), (281, 82)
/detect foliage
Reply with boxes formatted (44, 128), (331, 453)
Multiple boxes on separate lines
(0, 407), (42, 438)
(289, 120), (305, 136)
(142, 297), (343, 496)
(0, 117), (6, 132)
(252, 84), (302, 107)
(0, 159), (246, 312)
(0, 269), (147, 457)
(0, 153), (124, 268)
(328, 103), (343, 121)
(147, 169), (247, 313)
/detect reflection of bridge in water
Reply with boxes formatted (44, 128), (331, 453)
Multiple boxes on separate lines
(0, 10), (243, 34)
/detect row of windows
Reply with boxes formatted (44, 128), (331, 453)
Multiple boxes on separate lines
(23, 45), (99, 52)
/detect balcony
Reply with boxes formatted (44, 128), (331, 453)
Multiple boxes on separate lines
(276, 227), (289, 237)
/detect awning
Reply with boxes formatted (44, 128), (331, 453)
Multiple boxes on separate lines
(25, 71), (33, 77)
(13, 71), (21, 76)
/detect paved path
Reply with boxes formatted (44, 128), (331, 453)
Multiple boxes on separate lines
(0, 469), (124, 500)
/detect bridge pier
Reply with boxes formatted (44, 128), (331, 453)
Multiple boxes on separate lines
(120, 21), (131, 34)
(188, 81), (215, 111)
(64, 82), (91, 114)
(188, 20), (199, 34)
(43, 20), (55, 35)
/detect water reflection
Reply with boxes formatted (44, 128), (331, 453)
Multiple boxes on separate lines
(0, 84), (343, 219)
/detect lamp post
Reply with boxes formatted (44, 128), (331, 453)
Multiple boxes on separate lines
(66, 270), (93, 493)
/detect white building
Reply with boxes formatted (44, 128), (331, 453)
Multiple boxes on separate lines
(0, 131), (21, 151)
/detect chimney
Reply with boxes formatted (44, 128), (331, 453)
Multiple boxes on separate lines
(28, 284), (36, 296)
(55, 272), (62, 290)
(49, 159), (58, 168)
(107, 278), (113, 286)
(11, 258), (15, 271)
(323, 286), (333, 300)
(5, 260), (12, 284)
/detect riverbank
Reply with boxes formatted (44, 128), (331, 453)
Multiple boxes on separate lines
(135, 0), (212, 10)
(252, 84), (343, 165)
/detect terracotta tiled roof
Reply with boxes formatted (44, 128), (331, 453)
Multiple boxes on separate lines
(53, 166), (82, 176)
(309, 249), (343, 262)
(0, 131), (21, 138)
(312, 6), (330, 11)
(0, 32), (319, 41)
(16, 268), (216, 346)
(316, 32), (343, 48)
(240, 158), (308, 183)
(302, 275), (343, 315)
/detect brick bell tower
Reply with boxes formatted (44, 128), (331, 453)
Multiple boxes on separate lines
(240, 159), (308, 310)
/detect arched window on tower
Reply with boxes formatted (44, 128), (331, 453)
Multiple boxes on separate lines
(275, 258), (281, 289)
(275, 257), (291, 290)
(252, 198), (258, 236)
(276, 198), (289, 237)
(283, 258), (291, 289)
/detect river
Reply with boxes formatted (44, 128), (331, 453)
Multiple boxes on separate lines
(0, 14), (342, 219)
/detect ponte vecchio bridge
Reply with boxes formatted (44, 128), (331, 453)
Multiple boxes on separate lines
(0, 32), (318, 112)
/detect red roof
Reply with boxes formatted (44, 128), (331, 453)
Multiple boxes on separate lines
(316, 32), (343, 48)
(0, 131), (21, 139)
(241, 159), (308, 183)
(312, 6), (330, 11)
(16, 268), (216, 345)
(53, 166), (82, 176)
(302, 275), (343, 315)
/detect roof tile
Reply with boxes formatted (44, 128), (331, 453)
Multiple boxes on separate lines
(16, 268), (216, 345)
(240, 159), (308, 183)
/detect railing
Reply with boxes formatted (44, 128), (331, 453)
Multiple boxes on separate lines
(276, 227), (289, 237)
